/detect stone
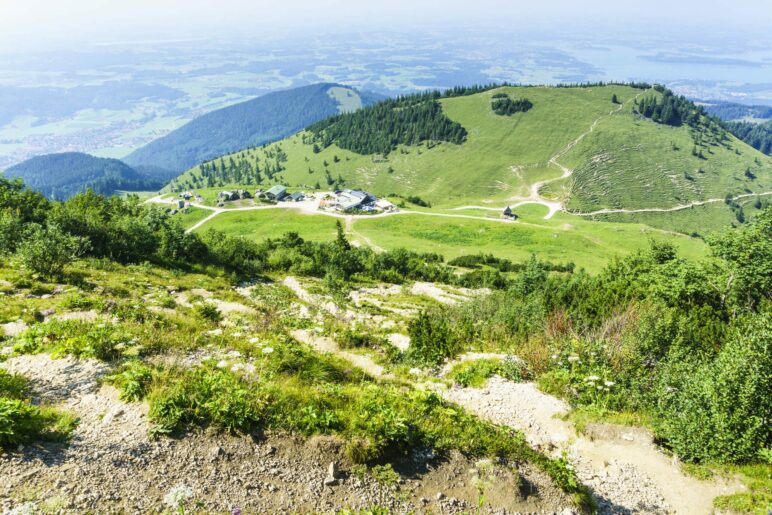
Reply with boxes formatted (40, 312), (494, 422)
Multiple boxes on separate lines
(435, 492), (445, 501)
(323, 461), (339, 486)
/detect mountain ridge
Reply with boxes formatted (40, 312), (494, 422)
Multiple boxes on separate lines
(3, 152), (163, 200)
(124, 83), (384, 175)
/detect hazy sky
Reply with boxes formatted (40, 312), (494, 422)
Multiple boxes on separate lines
(2, 0), (771, 51)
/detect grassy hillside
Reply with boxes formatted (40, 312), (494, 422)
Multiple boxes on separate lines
(126, 83), (382, 175)
(195, 204), (707, 273)
(168, 85), (771, 219)
(563, 99), (772, 211)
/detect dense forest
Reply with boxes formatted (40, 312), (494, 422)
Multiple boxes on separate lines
(702, 100), (772, 122)
(307, 94), (468, 156)
(124, 84), (383, 174)
(724, 120), (772, 155)
(4, 152), (163, 200)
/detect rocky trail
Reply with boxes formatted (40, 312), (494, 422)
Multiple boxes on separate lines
(0, 354), (571, 514)
(442, 377), (743, 514)
(278, 279), (745, 514)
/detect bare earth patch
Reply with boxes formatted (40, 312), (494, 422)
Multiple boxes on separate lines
(0, 354), (572, 513)
(440, 375), (744, 514)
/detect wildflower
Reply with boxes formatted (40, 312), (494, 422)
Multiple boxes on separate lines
(249, 337), (259, 344)
(216, 360), (228, 368)
(604, 380), (615, 387)
(551, 354), (558, 360)
(207, 328), (223, 336)
(231, 363), (245, 373)
(232, 332), (243, 337)
(232, 509), (242, 515)
(163, 484), (193, 511)
(243, 363), (256, 374)
(227, 350), (242, 358)
(408, 367), (421, 376)
(475, 458), (492, 469)
(567, 355), (580, 363)
(262, 346), (274, 355)
(586, 375), (600, 382)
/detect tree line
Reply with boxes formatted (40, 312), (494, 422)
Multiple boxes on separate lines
(307, 95), (468, 156)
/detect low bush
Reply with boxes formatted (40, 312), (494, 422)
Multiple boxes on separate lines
(105, 361), (154, 401)
(148, 365), (266, 434)
(193, 301), (222, 323)
(0, 370), (77, 449)
(406, 310), (457, 365)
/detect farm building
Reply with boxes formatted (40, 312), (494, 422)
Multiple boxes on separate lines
(266, 185), (288, 200)
(287, 191), (305, 202)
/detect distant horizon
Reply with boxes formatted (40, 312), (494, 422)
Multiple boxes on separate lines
(2, 0), (772, 52)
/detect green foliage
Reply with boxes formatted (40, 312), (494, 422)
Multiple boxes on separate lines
(635, 88), (710, 128)
(0, 370), (77, 449)
(148, 365), (266, 434)
(448, 359), (503, 387)
(657, 314), (771, 463)
(17, 223), (89, 278)
(308, 93), (467, 156)
(707, 208), (771, 309)
(105, 361), (154, 401)
(447, 357), (529, 388)
(193, 302), (222, 323)
(406, 310), (456, 365)
(491, 95), (533, 116)
(725, 119), (772, 155)
(5, 152), (164, 200)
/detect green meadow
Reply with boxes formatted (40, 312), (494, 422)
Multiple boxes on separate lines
(197, 205), (707, 273)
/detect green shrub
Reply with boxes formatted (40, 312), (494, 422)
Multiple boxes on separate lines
(339, 330), (385, 350)
(448, 359), (502, 387)
(657, 314), (771, 463)
(148, 365), (265, 434)
(448, 357), (529, 387)
(52, 324), (142, 362)
(105, 361), (154, 401)
(17, 223), (89, 279)
(0, 370), (30, 399)
(0, 398), (77, 449)
(61, 292), (104, 311)
(406, 310), (456, 365)
(193, 301), (222, 323)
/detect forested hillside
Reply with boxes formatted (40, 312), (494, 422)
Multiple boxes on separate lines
(3, 152), (163, 200)
(307, 93), (468, 155)
(167, 83), (771, 236)
(124, 83), (383, 175)
(724, 120), (772, 155)
(701, 100), (772, 121)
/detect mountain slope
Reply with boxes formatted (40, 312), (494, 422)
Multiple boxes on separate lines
(167, 84), (771, 231)
(4, 152), (163, 200)
(124, 83), (383, 175)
